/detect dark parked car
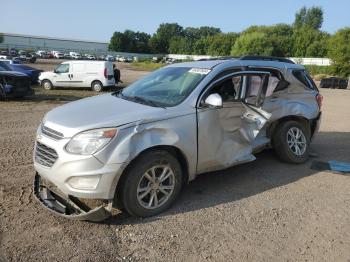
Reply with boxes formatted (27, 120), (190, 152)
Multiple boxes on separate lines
(9, 63), (42, 84)
(0, 61), (33, 98)
(22, 53), (37, 63)
(320, 77), (348, 89)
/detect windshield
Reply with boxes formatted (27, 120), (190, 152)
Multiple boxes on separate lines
(120, 67), (209, 107)
(0, 61), (12, 71)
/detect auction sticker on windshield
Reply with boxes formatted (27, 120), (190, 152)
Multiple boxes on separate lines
(189, 68), (211, 75)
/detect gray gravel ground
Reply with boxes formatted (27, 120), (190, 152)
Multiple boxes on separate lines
(0, 62), (349, 261)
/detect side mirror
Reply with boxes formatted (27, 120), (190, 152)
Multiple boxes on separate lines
(204, 93), (223, 108)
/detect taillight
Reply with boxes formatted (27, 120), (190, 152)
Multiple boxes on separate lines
(316, 93), (323, 109)
(104, 68), (107, 79)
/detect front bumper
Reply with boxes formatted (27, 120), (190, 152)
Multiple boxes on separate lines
(34, 173), (112, 221)
(34, 127), (126, 200)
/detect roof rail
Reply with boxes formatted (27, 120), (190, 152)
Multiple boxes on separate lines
(239, 55), (295, 64)
(197, 56), (238, 61)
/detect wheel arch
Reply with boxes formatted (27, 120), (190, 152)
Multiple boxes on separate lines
(113, 145), (190, 205)
(41, 78), (53, 85)
(91, 79), (103, 87)
(267, 115), (311, 139)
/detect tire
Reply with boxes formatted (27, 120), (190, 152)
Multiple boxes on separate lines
(91, 80), (103, 92)
(119, 150), (183, 217)
(272, 120), (310, 164)
(42, 79), (53, 90)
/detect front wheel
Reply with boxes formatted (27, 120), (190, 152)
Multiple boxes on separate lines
(119, 150), (183, 217)
(272, 120), (310, 164)
(42, 80), (53, 90)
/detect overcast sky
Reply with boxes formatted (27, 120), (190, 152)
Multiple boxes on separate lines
(1, 0), (349, 42)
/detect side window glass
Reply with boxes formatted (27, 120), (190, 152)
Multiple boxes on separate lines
(305, 73), (317, 90)
(266, 76), (280, 97)
(244, 74), (269, 106)
(246, 76), (262, 98)
(56, 64), (69, 73)
(209, 75), (242, 103)
(293, 70), (313, 89)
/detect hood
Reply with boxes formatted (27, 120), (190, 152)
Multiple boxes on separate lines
(43, 93), (166, 137)
(0, 70), (29, 77)
(39, 71), (54, 78)
(10, 64), (41, 72)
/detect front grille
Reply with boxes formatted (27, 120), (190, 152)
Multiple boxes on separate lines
(42, 125), (64, 140)
(35, 141), (58, 167)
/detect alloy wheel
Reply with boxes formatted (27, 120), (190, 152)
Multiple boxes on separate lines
(136, 165), (175, 209)
(287, 127), (307, 156)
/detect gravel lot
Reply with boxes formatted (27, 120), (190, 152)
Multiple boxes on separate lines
(0, 60), (349, 261)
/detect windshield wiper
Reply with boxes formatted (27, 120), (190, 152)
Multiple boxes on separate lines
(116, 92), (165, 108)
(129, 95), (165, 108)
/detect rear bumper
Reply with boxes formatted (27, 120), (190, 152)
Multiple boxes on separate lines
(311, 112), (322, 140)
(34, 173), (112, 222)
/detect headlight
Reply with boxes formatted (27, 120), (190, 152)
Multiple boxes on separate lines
(65, 128), (117, 155)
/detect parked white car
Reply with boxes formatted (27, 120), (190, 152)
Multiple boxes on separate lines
(36, 50), (49, 58)
(105, 55), (115, 62)
(39, 60), (115, 91)
(86, 54), (96, 60)
(52, 51), (64, 59)
(69, 52), (81, 60)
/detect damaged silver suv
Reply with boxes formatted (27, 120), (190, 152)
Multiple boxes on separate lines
(34, 56), (322, 221)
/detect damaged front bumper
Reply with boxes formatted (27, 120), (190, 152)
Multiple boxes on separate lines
(34, 173), (112, 222)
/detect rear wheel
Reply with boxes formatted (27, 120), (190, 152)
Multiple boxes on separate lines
(42, 80), (53, 90)
(272, 120), (310, 164)
(119, 150), (183, 217)
(91, 80), (103, 92)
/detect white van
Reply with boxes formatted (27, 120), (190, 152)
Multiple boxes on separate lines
(39, 61), (115, 91)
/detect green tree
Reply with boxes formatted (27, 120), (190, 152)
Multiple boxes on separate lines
(241, 24), (293, 56)
(168, 37), (193, 54)
(206, 33), (239, 56)
(192, 37), (210, 55)
(292, 27), (330, 57)
(149, 23), (184, 53)
(109, 31), (129, 52)
(109, 30), (150, 53)
(197, 26), (221, 38)
(0, 33), (3, 43)
(230, 32), (274, 56)
(328, 28), (350, 77)
(294, 6), (323, 30)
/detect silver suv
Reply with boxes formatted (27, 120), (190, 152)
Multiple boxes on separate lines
(34, 56), (322, 221)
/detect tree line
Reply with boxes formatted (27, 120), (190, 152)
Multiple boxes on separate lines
(109, 6), (350, 76)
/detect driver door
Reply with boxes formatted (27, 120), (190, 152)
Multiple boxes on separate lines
(196, 71), (271, 174)
(53, 63), (71, 87)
